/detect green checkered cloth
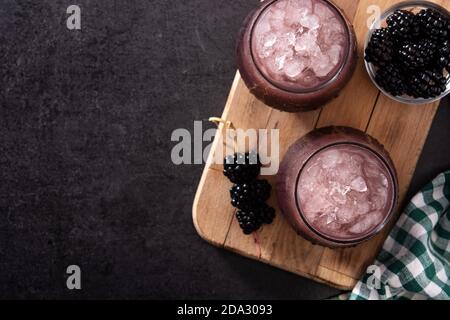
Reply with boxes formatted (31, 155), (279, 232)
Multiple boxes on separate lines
(349, 171), (450, 300)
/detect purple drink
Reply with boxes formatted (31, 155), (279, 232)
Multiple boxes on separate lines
(298, 144), (394, 240)
(251, 0), (348, 91)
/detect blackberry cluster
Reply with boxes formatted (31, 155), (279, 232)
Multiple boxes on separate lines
(386, 10), (419, 40)
(223, 152), (275, 235)
(365, 8), (450, 99)
(375, 64), (406, 97)
(223, 152), (261, 184)
(364, 28), (395, 67)
(416, 8), (449, 41)
(230, 180), (271, 211)
(236, 204), (275, 235)
(398, 39), (437, 69)
(407, 70), (447, 98)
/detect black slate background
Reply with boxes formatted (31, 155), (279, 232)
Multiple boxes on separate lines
(0, 0), (448, 299)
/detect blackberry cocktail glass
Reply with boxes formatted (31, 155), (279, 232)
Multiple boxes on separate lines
(237, 0), (357, 112)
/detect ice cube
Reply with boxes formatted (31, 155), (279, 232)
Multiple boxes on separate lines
(355, 200), (371, 215)
(272, 7), (285, 21)
(290, 0), (313, 11)
(263, 34), (277, 48)
(314, 2), (334, 19)
(296, 25), (305, 34)
(370, 196), (382, 210)
(325, 221), (341, 232)
(364, 164), (380, 178)
(301, 162), (322, 191)
(284, 58), (305, 80)
(380, 174), (389, 187)
(370, 187), (388, 210)
(303, 192), (333, 214)
(285, 7), (309, 27)
(327, 44), (342, 66)
(348, 153), (364, 173)
(265, 56), (282, 74)
(348, 219), (370, 234)
(348, 211), (384, 234)
(256, 19), (272, 35)
(350, 176), (368, 193)
(331, 191), (348, 205)
(259, 43), (276, 59)
(318, 211), (338, 225)
(337, 205), (358, 223)
(325, 212), (337, 225)
(294, 29), (319, 54)
(328, 180), (350, 204)
(284, 0), (313, 23)
(294, 35), (307, 52)
(275, 55), (287, 71)
(300, 14), (320, 30)
(277, 32), (296, 48)
(351, 154), (364, 164)
(314, 213), (342, 235)
(270, 8), (286, 29)
(288, 32), (297, 46)
(328, 17), (344, 34)
(320, 149), (342, 169)
(273, 33), (295, 59)
(312, 52), (333, 77)
(274, 0), (287, 10)
(257, 33), (278, 58)
(319, 17), (345, 46)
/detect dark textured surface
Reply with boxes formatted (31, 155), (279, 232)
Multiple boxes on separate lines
(0, 0), (448, 299)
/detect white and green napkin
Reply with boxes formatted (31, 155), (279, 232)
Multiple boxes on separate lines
(349, 171), (450, 300)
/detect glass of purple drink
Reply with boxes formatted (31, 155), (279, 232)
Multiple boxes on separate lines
(277, 127), (399, 248)
(237, 0), (357, 112)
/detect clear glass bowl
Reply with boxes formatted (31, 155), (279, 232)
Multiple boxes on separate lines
(364, 0), (450, 104)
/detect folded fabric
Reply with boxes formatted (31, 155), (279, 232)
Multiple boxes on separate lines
(350, 171), (450, 300)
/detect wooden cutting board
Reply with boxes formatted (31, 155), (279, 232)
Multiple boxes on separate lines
(192, 0), (444, 290)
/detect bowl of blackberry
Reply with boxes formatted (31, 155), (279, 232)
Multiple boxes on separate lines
(364, 1), (450, 104)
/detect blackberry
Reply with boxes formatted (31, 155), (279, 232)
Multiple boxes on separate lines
(398, 39), (437, 69)
(230, 179), (272, 210)
(416, 9), (450, 41)
(407, 69), (447, 99)
(438, 40), (450, 72)
(236, 209), (262, 235)
(386, 10), (419, 40)
(236, 203), (276, 235)
(365, 28), (396, 67)
(223, 151), (261, 184)
(256, 203), (276, 225)
(375, 64), (407, 97)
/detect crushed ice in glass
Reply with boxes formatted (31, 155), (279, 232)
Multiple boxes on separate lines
(252, 0), (346, 88)
(298, 144), (391, 238)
